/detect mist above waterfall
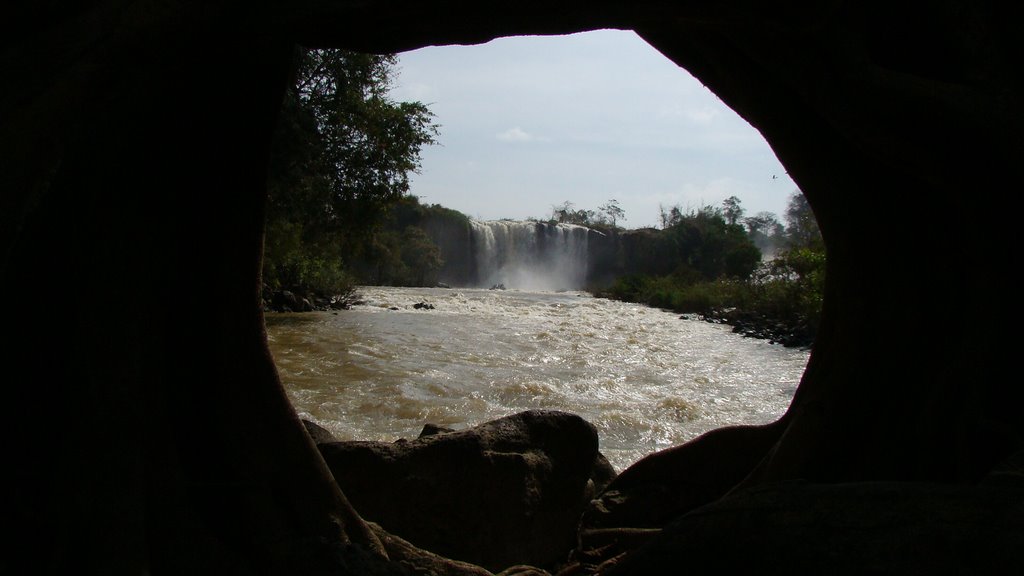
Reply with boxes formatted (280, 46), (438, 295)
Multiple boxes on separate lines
(470, 221), (590, 291)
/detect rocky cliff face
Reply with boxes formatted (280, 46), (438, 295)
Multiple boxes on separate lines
(425, 219), (596, 290)
(4, 1), (1023, 574)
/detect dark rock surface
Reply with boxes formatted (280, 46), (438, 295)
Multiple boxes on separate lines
(601, 480), (1024, 575)
(568, 423), (783, 572)
(269, 289), (313, 312)
(316, 410), (616, 572)
(702, 307), (815, 348)
(419, 423), (456, 437)
(267, 289), (355, 312)
(301, 419), (339, 445)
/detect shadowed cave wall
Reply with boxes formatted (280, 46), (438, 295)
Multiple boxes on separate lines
(3, 1), (1022, 573)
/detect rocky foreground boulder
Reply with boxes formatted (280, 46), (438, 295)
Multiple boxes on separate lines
(307, 411), (616, 573)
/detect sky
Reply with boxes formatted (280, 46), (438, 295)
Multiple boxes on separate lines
(389, 29), (799, 229)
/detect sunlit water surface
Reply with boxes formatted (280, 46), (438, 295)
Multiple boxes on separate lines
(266, 287), (809, 471)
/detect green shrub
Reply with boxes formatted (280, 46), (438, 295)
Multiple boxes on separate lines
(597, 244), (824, 336)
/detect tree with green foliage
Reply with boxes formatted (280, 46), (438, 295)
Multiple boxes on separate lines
(596, 194), (825, 345)
(744, 211), (784, 239)
(400, 226), (444, 286)
(263, 47), (438, 296)
(550, 201), (595, 226)
(744, 211), (786, 256)
(598, 199), (626, 228)
(658, 204), (684, 229)
(618, 204), (760, 282)
(335, 194), (474, 286)
(722, 195), (744, 226)
(784, 190), (823, 250)
(346, 225), (440, 288)
(364, 229), (405, 286)
(666, 205), (761, 280)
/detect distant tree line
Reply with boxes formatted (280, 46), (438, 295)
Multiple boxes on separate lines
(599, 192), (825, 341)
(548, 199), (626, 230)
(345, 196), (471, 287)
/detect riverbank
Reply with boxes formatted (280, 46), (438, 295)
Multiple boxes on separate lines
(593, 269), (821, 349)
(267, 283), (816, 349)
(694, 307), (815, 349)
(592, 292), (817, 349)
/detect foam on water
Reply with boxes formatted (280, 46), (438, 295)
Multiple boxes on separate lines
(266, 286), (809, 471)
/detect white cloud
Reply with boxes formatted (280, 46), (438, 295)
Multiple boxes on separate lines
(390, 81), (436, 102)
(685, 107), (721, 124)
(496, 127), (537, 142)
(658, 103), (721, 125)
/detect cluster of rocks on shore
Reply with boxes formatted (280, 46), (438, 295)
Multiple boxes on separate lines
(265, 289), (358, 312)
(686, 307), (815, 349)
(265, 289), (441, 313)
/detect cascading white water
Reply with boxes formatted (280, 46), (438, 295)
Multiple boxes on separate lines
(470, 220), (590, 291)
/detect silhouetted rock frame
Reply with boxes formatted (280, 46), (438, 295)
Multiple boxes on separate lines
(4, 1), (1022, 573)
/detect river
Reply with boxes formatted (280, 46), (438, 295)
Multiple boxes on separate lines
(266, 286), (809, 472)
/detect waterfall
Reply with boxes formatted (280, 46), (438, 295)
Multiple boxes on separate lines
(469, 221), (590, 291)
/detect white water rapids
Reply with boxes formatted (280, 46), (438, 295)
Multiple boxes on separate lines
(266, 286), (809, 471)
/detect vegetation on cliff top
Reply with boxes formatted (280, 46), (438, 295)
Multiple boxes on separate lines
(596, 192), (825, 345)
